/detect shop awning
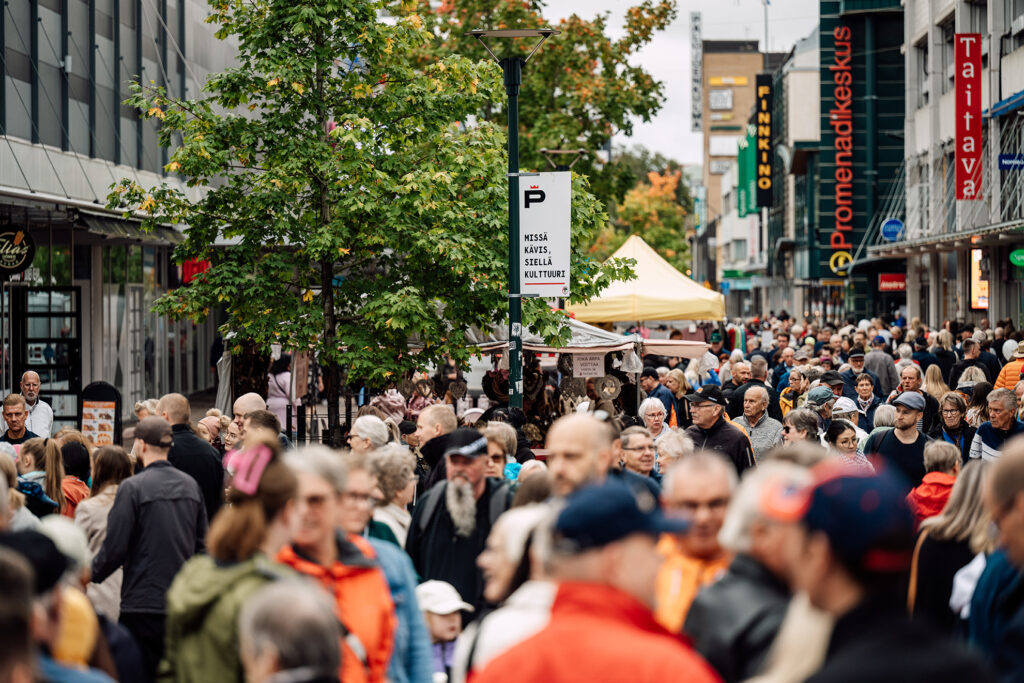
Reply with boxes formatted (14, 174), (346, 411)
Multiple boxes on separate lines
(81, 212), (185, 244)
(868, 221), (1024, 257)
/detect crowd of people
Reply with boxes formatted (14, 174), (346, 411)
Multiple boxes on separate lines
(0, 312), (1023, 682)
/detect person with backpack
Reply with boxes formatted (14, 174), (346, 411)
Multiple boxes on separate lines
(406, 428), (513, 613)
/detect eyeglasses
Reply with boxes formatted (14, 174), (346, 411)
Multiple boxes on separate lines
(782, 425), (792, 432)
(623, 445), (655, 452)
(941, 409), (961, 415)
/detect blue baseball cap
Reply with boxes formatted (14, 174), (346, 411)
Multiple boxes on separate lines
(761, 463), (915, 575)
(554, 479), (690, 552)
(872, 335), (886, 345)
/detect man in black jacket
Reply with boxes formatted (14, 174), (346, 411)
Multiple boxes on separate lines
(414, 403), (458, 493)
(764, 466), (991, 683)
(727, 357), (783, 422)
(949, 338), (992, 388)
(685, 386), (756, 476)
(92, 417), (207, 680)
(685, 463), (810, 683)
(156, 393), (224, 522)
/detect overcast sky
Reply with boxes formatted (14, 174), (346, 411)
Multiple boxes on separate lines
(543, 0), (820, 165)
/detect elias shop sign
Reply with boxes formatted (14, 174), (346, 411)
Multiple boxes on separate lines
(0, 230), (35, 279)
(755, 74), (773, 208)
(955, 33), (982, 200)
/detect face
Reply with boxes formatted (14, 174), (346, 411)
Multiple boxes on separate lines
(224, 422), (242, 449)
(849, 356), (864, 372)
(941, 402), (963, 429)
(856, 379), (874, 400)
(734, 365), (751, 384)
(664, 376), (680, 394)
(782, 421), (807, 444)
(20, 373), (40, 403)
(16, 448), (34, 474)
(478, 523), (516, 604)
(338, 469), (376, 535)
(743, 392), (767, 420)
(901, 369), (922, 392)
(663, 466), (732, 558)
(988, 486), (1024, 568)
(830, 335), (842, 352)
(2, 404), (26, 434)
(643, 405), (665, 435)
(346, 432), (373, 455)
(447, 453), (487, 491)
(425, 612), (462, 644)
(988, 400), (1014, 430)
(484, 440), (507, 479)
(291, 471), (340, 548)
(622, 435), (655, 475)
(777, 335), (789, 350)
(414, 416), (440, 447)
(833, 428), (858, 455)
(894, 405), (920, 430)
(789, 372), (805, 393)
(781, 348), (794, 366)
(546, 423), (607, 498)
(691, 401), (722, 429)
(640, 376), (658, 393)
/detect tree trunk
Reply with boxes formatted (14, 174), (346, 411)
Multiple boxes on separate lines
(320, 255), (341, 447)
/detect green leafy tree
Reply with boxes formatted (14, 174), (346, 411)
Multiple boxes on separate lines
(396, 0), (677, 207)
(110, 0), (632, 443)
(590, 168), (690, 272)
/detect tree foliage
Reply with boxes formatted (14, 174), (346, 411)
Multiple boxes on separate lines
(589, 167), (691, 273)
(395, 0), (677, 207)
(108, 0), (633, 439)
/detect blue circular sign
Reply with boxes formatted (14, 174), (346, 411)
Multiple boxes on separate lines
(880, 218), (905, 242)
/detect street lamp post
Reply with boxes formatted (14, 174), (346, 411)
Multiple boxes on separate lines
(467, 28), (560, 408)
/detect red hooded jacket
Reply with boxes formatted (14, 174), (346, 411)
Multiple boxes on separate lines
(906, 471), (957, 527)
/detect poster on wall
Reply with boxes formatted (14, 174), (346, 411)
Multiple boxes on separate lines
(81, 401), (116, 446)
(970, 248), (988, 310)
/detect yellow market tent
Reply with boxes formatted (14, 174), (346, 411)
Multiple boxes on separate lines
(568, 234), (726, 322)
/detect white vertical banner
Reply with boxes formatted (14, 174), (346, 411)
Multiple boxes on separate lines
(520, 171), (571, 298)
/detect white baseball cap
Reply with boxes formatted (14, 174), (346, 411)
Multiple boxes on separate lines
(833, 397), (859, 415)
(415, 580), (474, 615)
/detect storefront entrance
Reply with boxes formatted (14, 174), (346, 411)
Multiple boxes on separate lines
(1, 284), (82, 432)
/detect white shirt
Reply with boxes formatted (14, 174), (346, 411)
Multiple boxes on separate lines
(0, 398), (53, 438)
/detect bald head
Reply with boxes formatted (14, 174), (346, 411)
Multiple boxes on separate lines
(156, 393), (190, 425)
(234, 392), (267, 429)
(545, 414), (614, 498)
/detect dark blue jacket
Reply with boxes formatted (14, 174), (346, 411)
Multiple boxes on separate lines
(647, 382), (675, 417)
(969, 550), (1023, 658)
(855, 395), (883, 432)
(840, 367), (882, 399)
(913, 350), (939, 375)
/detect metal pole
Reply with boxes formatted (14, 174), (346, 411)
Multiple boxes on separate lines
(502, 56), (524, 408)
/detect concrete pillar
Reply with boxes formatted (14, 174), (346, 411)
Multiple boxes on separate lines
(928, 253), (942, 325)
(907, 254), (922, 322)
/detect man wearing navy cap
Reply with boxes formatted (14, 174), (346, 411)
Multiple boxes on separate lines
(683, 386), (756, 477)
(865, 334), (900, 395)
(473, 480), (718, 683)
(762, 466), (989, 682)
(640, 367), (674, 417)
(407, 427), (512, 612)
(863, 392), (932, 489)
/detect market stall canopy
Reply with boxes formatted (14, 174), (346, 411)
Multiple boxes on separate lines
(566, 234), (726, 322)
(466, 317), (708, 359)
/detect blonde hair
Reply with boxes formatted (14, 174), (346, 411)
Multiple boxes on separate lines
(53, 428), (94, 453)
(923, 364), (951, 400)
(920, 460), (994, 553)
(666, 368), (691, 397)
(19, 438), (66, 511)
(0, 453), (26, 512)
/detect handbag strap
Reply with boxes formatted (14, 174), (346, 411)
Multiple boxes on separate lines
(907, 527), (929, 615)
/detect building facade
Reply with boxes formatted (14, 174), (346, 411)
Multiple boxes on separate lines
(865, 0), (1024, 328)
(1, 0), (235, 430)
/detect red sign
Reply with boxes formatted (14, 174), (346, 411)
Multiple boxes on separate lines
(878, 273), (906, 292)
(182, 258), (210, 284)
(955, 34), (982, 200)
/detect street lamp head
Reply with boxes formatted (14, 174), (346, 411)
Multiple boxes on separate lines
(465, 28), (561, 64)
(539, 148), (589, 170)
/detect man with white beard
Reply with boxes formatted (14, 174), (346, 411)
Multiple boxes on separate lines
(406, 427), (512, 612)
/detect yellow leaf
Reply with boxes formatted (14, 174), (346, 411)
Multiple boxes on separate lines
(147, 107), (164, 120)
(139, 195), (156, 212)
(383, 38), (393, 55)
(408, 14), (423, 30)
(302, 289), (314, 303)
(267, 77), (280, 88)
(337, 247), (350, 256)
(291, 81), (304, 94)
(352, 83), (372, 99)
(248, 103), (258, 111)
(165, 161), (180, 173)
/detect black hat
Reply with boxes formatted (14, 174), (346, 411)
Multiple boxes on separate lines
(683, 385), (727, 407)
(821, 371), (845, 387)
(443, 427), (488, 459)
(848, 348), (865, 359)
(914, 335), (928, 348)
(640, 367), (660, 380)
(135, 416), (173, 448)
(0, 530), (68, 595)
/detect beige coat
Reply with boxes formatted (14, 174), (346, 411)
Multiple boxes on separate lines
(74, 486), (122, 620)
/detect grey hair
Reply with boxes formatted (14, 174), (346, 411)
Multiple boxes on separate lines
(620, 425), (652, 450)
(923, 441), (960, 474)
(352, 415), (390, 449)
(656, 430), (695, 463)
(801, 366), (824, 382)
(898, 344), (913, 360)
(750, 356), (768, 380)
(988, 388), (1019, 413)
(239, 580), (341, 676)
(718, 462), (812, 553)
(638, 397), (667, 420)
(959, 366), (987, 384)
(663, 451), (738, 496)
(745, 385), (769, 406)
(484, 421), (518, 457)
(873, 403), (897, 428)
(284, 446), (348, 494)
(369, 444), (416, 503)
(733, 361), (751, 373)
(1014, 380), (1024, 394)
(901, 364), (922, 379)
(783, 408), (818, 435)
(730, 349), (745, 363)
